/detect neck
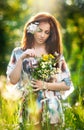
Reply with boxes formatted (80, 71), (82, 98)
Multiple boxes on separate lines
(33, 43), (46, 49)
(33, 43), (47, 57)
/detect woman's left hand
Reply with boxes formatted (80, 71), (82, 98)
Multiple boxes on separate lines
(31, 79), (45, 91)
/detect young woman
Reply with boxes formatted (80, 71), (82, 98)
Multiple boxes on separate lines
(6, 12), (74, 130)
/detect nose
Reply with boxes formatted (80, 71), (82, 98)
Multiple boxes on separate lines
(41, 32), (45, 37)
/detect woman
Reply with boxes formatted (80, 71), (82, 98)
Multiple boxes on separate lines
(6, 12), (73, 130)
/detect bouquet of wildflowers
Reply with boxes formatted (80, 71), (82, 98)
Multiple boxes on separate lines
(31, 53), (59, 81)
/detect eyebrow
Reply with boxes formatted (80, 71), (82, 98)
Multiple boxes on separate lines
(39, 27), (50, 32)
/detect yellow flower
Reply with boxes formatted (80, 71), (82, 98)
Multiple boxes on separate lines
(42, 54), (55, 61)
(49, 54), (55, 59)
(42, 54), (49, 61)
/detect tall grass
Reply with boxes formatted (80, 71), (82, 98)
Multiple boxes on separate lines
(0, 74), (84, 130)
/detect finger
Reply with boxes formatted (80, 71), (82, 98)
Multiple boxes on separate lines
(31, 79), (38, 84)
(31, 83), (36, 88)
(31, 80), (36, 85)
(33, 88), (39, 92)
(31, 53), (35, 57)
(33, 84), (37, 88)
(31, 79), (36, 81)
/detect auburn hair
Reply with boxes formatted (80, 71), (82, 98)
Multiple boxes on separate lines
(21, 12), (63, 55)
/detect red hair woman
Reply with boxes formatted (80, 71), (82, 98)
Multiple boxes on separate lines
(6, 12), (74, 130)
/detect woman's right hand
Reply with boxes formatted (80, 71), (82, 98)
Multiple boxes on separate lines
(20, 49), (36, 60)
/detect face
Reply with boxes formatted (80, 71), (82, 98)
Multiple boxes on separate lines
(34, 22), (50, 45)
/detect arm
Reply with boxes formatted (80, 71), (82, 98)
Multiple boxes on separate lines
(31, 79), (70, 92)
(46, 81), (70, 91)
(7, 48), (36, 84)
(9, 58), (23, 84)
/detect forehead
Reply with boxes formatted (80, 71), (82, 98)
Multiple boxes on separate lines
(38, 22), (50, 30)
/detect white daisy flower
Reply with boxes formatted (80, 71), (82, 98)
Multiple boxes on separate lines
(27, 22), (39, 34)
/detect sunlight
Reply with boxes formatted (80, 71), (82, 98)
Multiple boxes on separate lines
(66, 0), (72, 5)
(28, 0), (59, 13)
(2, 85), (22, 101)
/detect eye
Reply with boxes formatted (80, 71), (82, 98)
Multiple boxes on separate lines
(45, 31), (50, 35)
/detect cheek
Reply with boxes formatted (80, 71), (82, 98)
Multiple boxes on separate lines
(45, 35), (50, 40)
(34, 33), (38, 40)
(34, 33), (40, 38)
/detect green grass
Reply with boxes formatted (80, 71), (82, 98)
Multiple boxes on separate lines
(0, 75), (84, 130)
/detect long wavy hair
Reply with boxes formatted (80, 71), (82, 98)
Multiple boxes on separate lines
(21, 12), (63, 55)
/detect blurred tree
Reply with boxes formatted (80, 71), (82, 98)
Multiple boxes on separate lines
(0, 0), (32, 74)
(61, 0), (84, 105)
(60, 1), (84, 60)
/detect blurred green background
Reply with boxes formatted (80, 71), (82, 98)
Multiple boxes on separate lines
(0, 0), (84, 129)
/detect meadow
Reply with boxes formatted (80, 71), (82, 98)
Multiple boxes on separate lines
(0, 73), (84, 130)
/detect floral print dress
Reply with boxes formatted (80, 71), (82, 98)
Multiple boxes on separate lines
(6, 47), (74, 125)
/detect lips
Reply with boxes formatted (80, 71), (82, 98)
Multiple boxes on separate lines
(39, 38), (44, 42)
